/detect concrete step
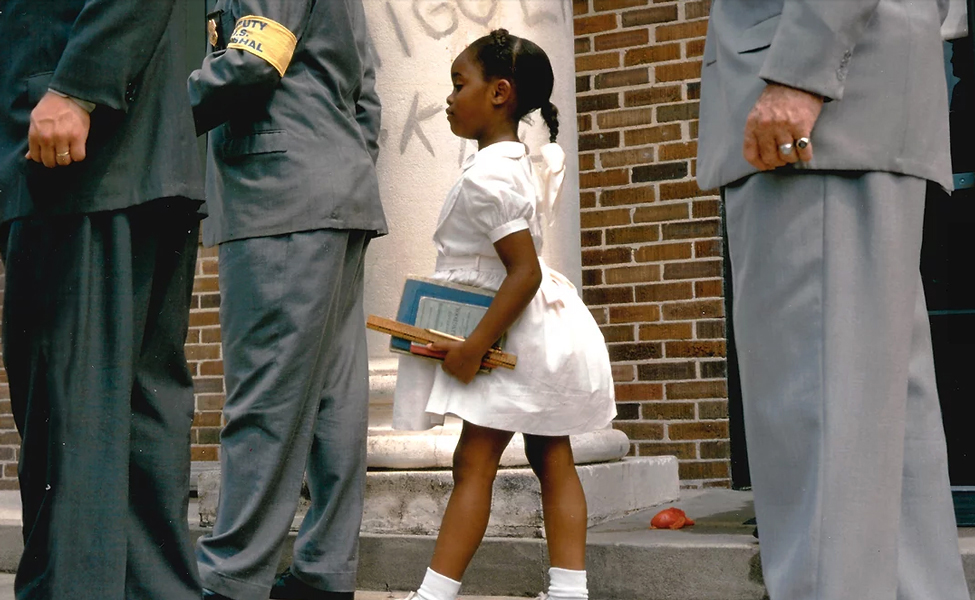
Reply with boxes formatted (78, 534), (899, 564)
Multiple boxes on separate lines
(2, 490), (974, 599)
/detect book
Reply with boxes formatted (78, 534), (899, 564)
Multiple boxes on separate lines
(365, 315), (516, 370)
(390, 276), (505, 355)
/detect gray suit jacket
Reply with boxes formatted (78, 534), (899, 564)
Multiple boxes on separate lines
(0, 0), (204, 226)
(697, 0), (953, 191)
(189, 0), (387, 246)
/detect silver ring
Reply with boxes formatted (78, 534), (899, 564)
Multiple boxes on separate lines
(796, 137), (810, 150)
(778, 143), (794, 156)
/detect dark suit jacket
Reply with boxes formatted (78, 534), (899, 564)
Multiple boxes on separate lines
(0, 0), (204, 226)
(697, 0), (953, 191)
(188, 0), (387, 246)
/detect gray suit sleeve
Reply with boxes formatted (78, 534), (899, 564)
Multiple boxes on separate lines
(49, 0), (178, 112)
(356, 41), (382, 165)
(759, 0), (882, 101)
(188, 0), (313, 134)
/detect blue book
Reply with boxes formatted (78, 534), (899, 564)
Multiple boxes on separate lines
(391, 276), (500, 355)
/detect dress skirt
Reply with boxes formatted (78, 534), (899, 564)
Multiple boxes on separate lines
(392, 260), (616, 436)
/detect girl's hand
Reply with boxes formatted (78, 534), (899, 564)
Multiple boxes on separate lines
(430, 340), (484, 384)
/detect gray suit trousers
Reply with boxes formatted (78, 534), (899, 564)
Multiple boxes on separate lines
(1, 200), (202, 600)
(725, 171), (969, 600)
(196, 229), (371, 600)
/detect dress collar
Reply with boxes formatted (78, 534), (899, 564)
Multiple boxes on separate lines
(462, 141), (527, 171)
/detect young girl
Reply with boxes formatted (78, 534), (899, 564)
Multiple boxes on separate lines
(392, 29), (616, 600)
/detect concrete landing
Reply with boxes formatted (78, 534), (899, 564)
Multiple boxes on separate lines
(2, 490), (974, 599)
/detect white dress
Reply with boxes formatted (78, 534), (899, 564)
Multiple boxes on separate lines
(392, 141), (616, 436)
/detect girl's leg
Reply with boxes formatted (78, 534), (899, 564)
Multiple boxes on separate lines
(524, 434), (587, 569)
(525, 434), (589, 600)
(429, 421), (514, 580)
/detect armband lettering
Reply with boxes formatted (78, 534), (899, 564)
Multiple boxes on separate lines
(228, 16), (297, 77)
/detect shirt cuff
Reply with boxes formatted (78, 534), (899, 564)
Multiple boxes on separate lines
(48, 87), (96, 113)
(488, 218), (530, 243)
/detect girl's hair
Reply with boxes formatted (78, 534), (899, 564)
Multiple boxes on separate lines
(468, 29), (559, 143)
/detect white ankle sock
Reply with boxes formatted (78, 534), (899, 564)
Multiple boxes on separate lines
(415, 567), (462, 600)
(546, 567), (588, 600)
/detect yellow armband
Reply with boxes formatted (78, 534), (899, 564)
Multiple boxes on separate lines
(228, 16), (297, 77)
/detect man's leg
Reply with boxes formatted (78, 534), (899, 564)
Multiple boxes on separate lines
(196, 229), (364, 600)
(124, 201), (203, 599)
(1, 202), (201, 600)
(290, 231), (371, 592)
(725, 171), (965, 600)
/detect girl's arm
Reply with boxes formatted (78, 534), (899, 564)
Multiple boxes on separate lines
(431, 229), (542, 384)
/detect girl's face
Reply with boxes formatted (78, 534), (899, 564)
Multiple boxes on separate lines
(445, 50), (498, 141)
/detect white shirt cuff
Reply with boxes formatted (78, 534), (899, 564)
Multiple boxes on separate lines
(488, 218), (530, 243)
(48, 88), (96, 113)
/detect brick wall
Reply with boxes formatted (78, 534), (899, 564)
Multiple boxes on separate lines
(573, 0), (730, 487)
(0, 0), (731, 489)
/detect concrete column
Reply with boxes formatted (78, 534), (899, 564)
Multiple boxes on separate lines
(361, 0), (629, 466)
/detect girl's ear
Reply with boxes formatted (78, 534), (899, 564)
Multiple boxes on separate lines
(491, 78), (513, 106)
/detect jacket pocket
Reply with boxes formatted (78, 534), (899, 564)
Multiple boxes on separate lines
(220, 130), (288, 157)
(736, 14), (781, 53)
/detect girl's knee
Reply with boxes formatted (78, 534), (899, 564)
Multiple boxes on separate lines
(524, 434), (573, 476)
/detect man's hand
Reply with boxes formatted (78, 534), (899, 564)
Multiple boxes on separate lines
(429, 340), (484, 385)
(26, 92), (90, 168)
(743, 83), (824, 171)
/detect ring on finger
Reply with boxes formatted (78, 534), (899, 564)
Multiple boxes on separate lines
(778, 142), (794, 156)
(796, 137), (810, 150)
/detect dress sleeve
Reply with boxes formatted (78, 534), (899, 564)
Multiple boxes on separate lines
(461, 166), (533, 243)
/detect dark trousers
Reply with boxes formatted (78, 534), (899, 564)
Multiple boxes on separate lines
(1, 199), (202, 600)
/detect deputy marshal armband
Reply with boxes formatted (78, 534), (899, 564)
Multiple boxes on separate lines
(228, 16), (297, 77)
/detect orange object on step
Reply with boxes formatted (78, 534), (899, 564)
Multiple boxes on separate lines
(649, 507), (695, 529)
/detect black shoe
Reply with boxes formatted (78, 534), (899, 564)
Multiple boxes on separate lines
(202, 589), (235, 600)
(270, 570), (354, 600)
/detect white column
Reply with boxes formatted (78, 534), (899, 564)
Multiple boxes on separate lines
(360, 0), (627, 466)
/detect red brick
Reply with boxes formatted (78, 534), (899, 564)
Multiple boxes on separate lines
(610, 304), (661, 323)
(576, 37), (592, 54)
(614, 382), (664, 401)
(659, 182), (711, 203)
(191, 446), (219, 461)
(601, 324), (635, 343)
(662, 299), (724, 320)
(193, 377), (224, 394)
(196, 394), (226, 411)
(662, 219), (720, 240)
(581, 208), (631, 229)
(624, 124), (682, 146)
(200, 360), (224, 376)
(613, 422), (665, 440)
(696, 239), (721, 260)
(643, 402), (696, 420)
(685, 1), (711, 20)
(600, 185), (655, 206)
(612, 363), (635, 381)
(635, 281), (693, 302)
(624, 43), (681, 66)
(701, 440), (731, 459)
(669, 420), (729, 440)
(700, 359), (727, 378)
(655, 20), (709, 42)
(201, 328), (222, 344)
(666, 340), (726, 358)
(699, 400), (730, 420)
(606, 226), (661, 246)
(658, 142), (698, 161)
(638, 322), (693, 340)
(577, 52), (621, 72)
(655, 60), (702, 82)
(693, 198), (720, 218)
(579, 153), (596, 171)
(581, 230), (603, 247)
(580, 191), (597, 208)
(663, 259), (723, 280)
(582, 246), (633, 266)
(625, 88), (683, 111)
(599, 146), (654, 170)
(595, 29), (650, 51)
(193, 276), (219, 293)
(667, 380), (728, 400)
(578, 129), (620, 150)
(582, 267), (602, 285)
(695, 279), (723, 297)
(578, 113), (593, 132)
(633, 203), (689, 223)
(678, 460), (730, 480)
(595, 68), (650, 89)
(193, 411), (223, 427)
(591, 307), (609, 325)
(593, 0), (647, 11)
(574, 0), (590, 16)
(596, 108), (654, 129)
(189, 311), (220, 327)
(575, 13), (618, 35)
(686, 38), (707, 58)
(185, 344), (220, 361)
(583, 286), (635, 305)
(580, 169), (631, 189)
(633, 162), (688, 182)
(638, 442), (697, 459)
(635, 242), (693, 262)
(657, 102), (700, 122)
(637, 360), (696, 381)
(605, 264), (662, 284)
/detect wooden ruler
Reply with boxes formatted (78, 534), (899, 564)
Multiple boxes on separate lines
(366, 315), (517, 370)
